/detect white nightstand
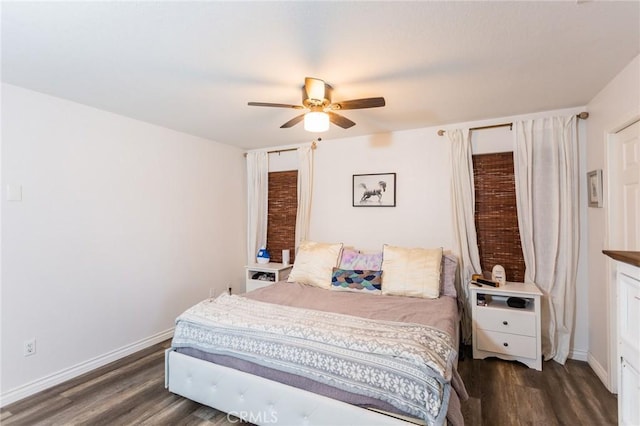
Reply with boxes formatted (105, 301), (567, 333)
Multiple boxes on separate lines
(469, 281), (543, 370)
(245, 263), (293, 292)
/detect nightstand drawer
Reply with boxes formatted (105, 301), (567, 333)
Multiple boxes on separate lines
(246, 280), (274, 292)
(475, 307), (536, 337)
(477, 330), (537, 359)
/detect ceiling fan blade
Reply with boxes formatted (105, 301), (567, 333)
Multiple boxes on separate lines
(305, 77), (326, 102)
(280, 113), (306, 128)
(248, 102), (304, 109)
(328, 112), (356, 129)
(331, 97), (386, 110)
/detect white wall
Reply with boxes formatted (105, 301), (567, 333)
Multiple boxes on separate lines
(0, 84), (246, 403)
(257, 106), (589, 360)
(585, 54), (640, 391)
(310, 129), (454, 250)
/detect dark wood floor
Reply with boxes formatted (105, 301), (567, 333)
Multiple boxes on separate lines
(457, 347), (617, 426)
(1, 341), (617, 425)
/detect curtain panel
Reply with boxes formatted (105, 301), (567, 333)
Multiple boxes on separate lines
(246, 151), (269, 264)
(295, 146), (314, 251)
(513, 115), (579, 364)
(449, 129), (482, 344)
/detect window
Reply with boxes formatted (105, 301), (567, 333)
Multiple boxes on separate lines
(267, 171), (298, 264)
(472, 152), (525, 282)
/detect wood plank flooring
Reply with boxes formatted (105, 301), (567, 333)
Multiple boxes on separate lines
(1, 341), (617, 425)
(457, 347), (617, 426)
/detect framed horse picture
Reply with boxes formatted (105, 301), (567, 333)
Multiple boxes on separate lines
(352, 173), (396, 207)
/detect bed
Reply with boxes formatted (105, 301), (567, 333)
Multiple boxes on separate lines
(165, 244), (467, 425)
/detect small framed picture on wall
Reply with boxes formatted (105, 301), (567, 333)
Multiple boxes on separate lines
(352, 173), (396, 207)
(587, 169), (603, 208)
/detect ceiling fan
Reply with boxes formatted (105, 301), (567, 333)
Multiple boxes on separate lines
(248, 77), (386, 132)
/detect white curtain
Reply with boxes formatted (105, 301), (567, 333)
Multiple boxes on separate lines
(246, 151), (269, 264)
(295, 146), (314, 250)
(513, 115), (579, 364)
(449, 129), (482, 343)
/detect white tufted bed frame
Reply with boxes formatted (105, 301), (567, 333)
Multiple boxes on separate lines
(164, 273), (462, 425)
(164, 319), (460, 425)
(165, 348), (421, 425)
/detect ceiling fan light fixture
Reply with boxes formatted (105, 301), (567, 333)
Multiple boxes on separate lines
(304, 111), (330, 132)
(248, 77), (385, 131)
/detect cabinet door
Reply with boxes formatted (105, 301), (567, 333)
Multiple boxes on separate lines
(619, 273), (640, 354)
(620, 358), (639, 426)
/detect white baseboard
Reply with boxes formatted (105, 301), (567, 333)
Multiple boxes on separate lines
(568, 348), (588, 362)
(0, 328), (174, 407)
(587, 352), (615, 393)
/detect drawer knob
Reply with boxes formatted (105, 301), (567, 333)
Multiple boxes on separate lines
(502, 321), (508, 325)
(503, 342), (509, 347)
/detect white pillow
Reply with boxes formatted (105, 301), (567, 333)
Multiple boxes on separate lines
(381, 245), (443, 299)
(287, 241), (343, 289)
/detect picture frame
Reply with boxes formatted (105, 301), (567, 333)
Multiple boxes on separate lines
(587, 169), (603, 208)
(352, 173), (396, 207)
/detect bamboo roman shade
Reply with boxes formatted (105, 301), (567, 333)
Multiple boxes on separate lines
(472, 152), (525, 283)
(267, 171), (298, 264)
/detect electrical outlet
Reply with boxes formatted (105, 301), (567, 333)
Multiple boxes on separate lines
(24, 338), (36, 357)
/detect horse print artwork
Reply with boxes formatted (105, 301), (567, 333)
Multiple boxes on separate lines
(360, 181), (387, 202)
(352, 173), (396, 207)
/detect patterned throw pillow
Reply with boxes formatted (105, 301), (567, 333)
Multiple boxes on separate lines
(339, 248), (383, 271)
(331, 268), (382, 293)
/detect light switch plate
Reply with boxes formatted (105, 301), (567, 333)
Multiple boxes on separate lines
(7, 184), (22, 201)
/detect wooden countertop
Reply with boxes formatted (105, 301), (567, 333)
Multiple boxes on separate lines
(603, 250), (640, 268)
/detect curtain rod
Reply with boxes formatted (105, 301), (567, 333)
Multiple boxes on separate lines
(436, 111), (589, 136)
(243, 140), (317, 157)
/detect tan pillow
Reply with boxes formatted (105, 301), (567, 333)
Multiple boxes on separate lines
(287, 241), (343, 289)
(381, 245), (443, 298)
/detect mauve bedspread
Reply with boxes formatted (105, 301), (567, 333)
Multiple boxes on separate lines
(245, 282), (459, 339)
(174, 282), (467, 425)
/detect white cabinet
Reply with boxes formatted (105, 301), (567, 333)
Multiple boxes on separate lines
(245, 263), (293, 292)
(617, 261), (640, 426)
(469, 281), (543, 371)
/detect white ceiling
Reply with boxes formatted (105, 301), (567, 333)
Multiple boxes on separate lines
(2, 1), (639, 150)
